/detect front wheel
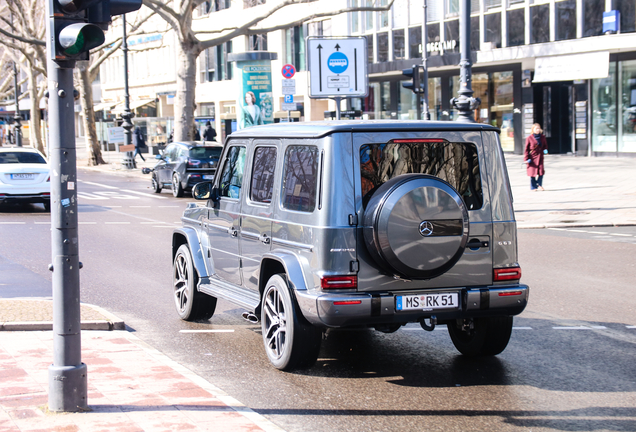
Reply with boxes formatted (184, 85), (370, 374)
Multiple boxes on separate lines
(151, 174), (162, 193)
(172, 173), (184, 197)
(173, 244), (217, 321)
(447, 316), (513, 356)
(261, 274), (322, 371)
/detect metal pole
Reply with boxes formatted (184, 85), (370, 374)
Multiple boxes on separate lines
(422, 0), (430, 120)
(334, 97), (342, 120)
(45, 0), (87, 412)
(450, 0), (480, 122)
(121, 15), (134, 169)
(11, 11), (22, 146)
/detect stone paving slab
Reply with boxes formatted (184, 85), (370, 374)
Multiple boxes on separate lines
(0, 330), (282, 432)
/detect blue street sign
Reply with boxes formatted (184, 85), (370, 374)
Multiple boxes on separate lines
(284, 94), (293, 103)
(327, 52), (348, 74)
(603, 10), (620, 33)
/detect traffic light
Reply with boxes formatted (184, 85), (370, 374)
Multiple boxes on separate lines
(49, 0), (142, 62)
(402, 65), (425, 94)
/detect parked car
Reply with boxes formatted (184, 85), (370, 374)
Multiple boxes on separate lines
(148, 141), (223, 197)
(172, 121), (529, 370)
(0, 147), (50, 211)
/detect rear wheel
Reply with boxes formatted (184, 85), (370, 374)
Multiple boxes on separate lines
(261, 274), (322, 371)
(173, 244), (217, 321)
(172, 173), (184, 197)
(151, 174), (162, 193)
(447, 316), (513, 356)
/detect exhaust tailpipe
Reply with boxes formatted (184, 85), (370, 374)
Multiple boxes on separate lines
(242, 311), (260, 324)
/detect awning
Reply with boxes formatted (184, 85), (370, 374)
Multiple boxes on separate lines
(93, 102), (117, 112)
(533, 51), (610, 83)
(111, 98), (156, 115)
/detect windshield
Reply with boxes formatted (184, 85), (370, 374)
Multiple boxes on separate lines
(0, 151), (47, 164)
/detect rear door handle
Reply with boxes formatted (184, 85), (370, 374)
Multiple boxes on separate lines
(467, 239), (489, 249)
(260, 233), (270, 245)
(228, 226), (238, 237)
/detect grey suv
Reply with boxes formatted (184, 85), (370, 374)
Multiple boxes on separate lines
(172, 121), (529, 370)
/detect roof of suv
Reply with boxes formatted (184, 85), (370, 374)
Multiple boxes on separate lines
(229, 120), (500, 139)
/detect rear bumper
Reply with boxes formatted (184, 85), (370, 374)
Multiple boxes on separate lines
(0, 193), (50, 205)
(296, 284), (529, 328)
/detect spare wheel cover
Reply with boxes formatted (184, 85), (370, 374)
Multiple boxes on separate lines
(363, 174), (469, 279)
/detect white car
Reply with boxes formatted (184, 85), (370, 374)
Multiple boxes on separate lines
(0, 147), (50, 211)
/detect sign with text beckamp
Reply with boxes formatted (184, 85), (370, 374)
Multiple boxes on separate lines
(307, 36), (368, 98)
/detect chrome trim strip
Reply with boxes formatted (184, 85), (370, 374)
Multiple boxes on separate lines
(271, 237), (314, 251)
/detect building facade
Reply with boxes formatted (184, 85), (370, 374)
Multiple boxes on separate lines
(98, 0), (636, 156)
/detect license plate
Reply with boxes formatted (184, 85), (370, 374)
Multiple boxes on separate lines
(396, 293), (459, 311)
(202, 175), (214, 180)
(10, 173), (35, 180)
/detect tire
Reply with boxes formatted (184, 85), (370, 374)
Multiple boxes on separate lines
(447, 316), (514, 357)
(173, 244), (217, 321)
(151, 174), (162, 193)
(261, 274), (322, 371)
(172, 173), (184, 197)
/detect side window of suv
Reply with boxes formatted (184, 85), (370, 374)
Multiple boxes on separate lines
(250, 147), (277, 203)
(219, 146), (246, 198)
(282, 145), (319, 212)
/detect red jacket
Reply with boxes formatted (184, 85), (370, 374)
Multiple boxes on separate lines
(524, 134), (548, 177)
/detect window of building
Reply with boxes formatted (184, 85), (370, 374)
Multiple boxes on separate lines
(556, 0), (576, 40)
(366, 34), (374, 63)
(485, 0), (502, 10)
(447, 0), (459, 17)
(378, 0), (389, 28)
(427, 22), (441, 56)
(308, 20), (331, 36)
(364, 0), (374, 31)
(409, 26), (422, 59)
(350, 0), (360, 32)
(393, 0), (408, 28)
(471, 16), (480, 51)
(200, 48), (215, 83)
(393, 29), (405, 60)
(377, 32), (389, 62)
(530, 4), (550, 44)
(620, 60), (636, 152)
(616, 0), (636, 33)
(282, 146), (319, 213)
(199, 103), (215, 117)
(243, 0), (265, 7)
(285, 26), (305, 71)
(471, 0), (480, 13)
(216, 42), (232, 81)
(583, 0), (603, 37)
(444, 19), (460, 52)
(427, 0), (443, 22)
(592, 63), (617, 152)
(484, 12), (502, 48)
(197, 0), (230, 15)
(360, 141), (483, 210)
(507, 8), (525, 46)
(399, 83), (417, 119)
(219, 146), (246, 199)
(248, 33), (268, 51)
(250, 147), (277, 203)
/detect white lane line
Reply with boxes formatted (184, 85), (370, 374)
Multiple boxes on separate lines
(105, 222), (131, 225)
(548, 228), (568, 231)
(610, 233), (632, 237)
(130, 206), (151, 208)
(34, 221), (51, 224)
(513, 326), (533, 330)
(120, 189), (168, 199)
(568, 229), (589, 233)
(179, 329), (235, 333)
(553, 326), (607, 330)
(79, 180), (119, 190)
(78, 222), (97, 224)
(588, 231), (609, 235)
(0, 222), (25, 224)
(627, 326), (636, 329)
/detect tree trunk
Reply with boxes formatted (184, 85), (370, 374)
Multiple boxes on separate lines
(174, 41), (200, 142)
(77, 65), (105, 166)
(27, 68), (44, 154)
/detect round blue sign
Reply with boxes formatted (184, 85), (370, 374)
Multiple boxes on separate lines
(327, 52), (348, 74)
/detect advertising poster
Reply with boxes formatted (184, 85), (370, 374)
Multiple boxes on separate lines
(235, 59), (273, 129)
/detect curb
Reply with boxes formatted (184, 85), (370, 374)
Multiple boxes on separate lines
(518, 222), (636, 229)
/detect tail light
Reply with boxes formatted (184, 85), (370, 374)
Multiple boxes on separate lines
(320, 275), (357, 290)
(187, 158), (201, 168)
(494, 267), (521, 282)
(46, 176), (50, 182)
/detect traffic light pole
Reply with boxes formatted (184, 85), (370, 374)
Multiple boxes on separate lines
(422, 0), (430, 121)
(46, 57), (88, 412)
(121, 14), (135, 169)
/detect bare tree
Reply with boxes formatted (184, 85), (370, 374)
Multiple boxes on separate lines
(142, 0), (395, 141)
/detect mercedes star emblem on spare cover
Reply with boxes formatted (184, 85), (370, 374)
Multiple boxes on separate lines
(419, 221), (434, 237)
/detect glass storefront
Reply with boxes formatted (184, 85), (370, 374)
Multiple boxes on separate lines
(592, 60), (636, 154)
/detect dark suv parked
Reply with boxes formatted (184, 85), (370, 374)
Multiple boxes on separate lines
(172, 121), (529, 370)
(150, 141), (223, 197)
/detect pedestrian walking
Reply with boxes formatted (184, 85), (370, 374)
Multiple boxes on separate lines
(0, 125), (4, 146)
(193, 125), (201, 141)
(202, 121), (217, 141)
(132, 126), (146, 162)
(524, 123), (548, 191)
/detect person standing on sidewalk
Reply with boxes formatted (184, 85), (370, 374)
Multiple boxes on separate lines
(524, 123), (548, 191)
(203, 121), (217, 141)
(132, 126), (146, 162)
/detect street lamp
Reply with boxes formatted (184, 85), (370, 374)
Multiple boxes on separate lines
(450, 0), (480, 123)
(120, 14), (135, 169)
(11, 11), (22, 147)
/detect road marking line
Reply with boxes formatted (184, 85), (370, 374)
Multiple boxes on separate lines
(513, 326), (533, 330)
(0, 222), (26, 224)
(568, 229), (589, 233)
(553, 326), (606, 330)
(179, 329), (235, 333)
(610, 233), (632, 237)
(78, 222), (97, 224)
(548, 228), (568, 231)
(627, 326), (636, 329)
(105, 222), (131, 225)
(588, 231), (608, 235)
(79, 180), (119, 189)
(130, 206), (151, 208)
(34, 221), (51, 224)
(120, 189), (168, 199)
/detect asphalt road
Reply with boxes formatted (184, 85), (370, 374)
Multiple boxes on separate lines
(1, 169), (635, 432)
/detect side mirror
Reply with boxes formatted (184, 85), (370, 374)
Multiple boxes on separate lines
(155, 154), (163, 160)
(192, 181), (216, 200)
(141, 168), (152, 174)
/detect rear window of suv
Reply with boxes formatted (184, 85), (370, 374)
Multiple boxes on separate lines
(360, 139), (483, 210)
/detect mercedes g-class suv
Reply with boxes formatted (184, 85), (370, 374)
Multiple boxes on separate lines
(172, 121), (529, 370)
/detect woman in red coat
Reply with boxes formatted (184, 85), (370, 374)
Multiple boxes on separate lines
(524, 123), (548, 191)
